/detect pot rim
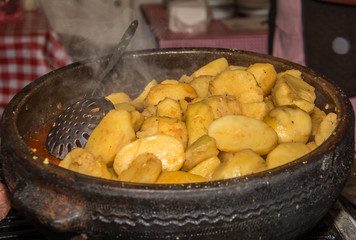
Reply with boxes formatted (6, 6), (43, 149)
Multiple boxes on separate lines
(1, 47), (354, 191)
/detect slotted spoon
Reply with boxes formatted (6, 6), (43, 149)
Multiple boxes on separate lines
(46, 20), (138, 159)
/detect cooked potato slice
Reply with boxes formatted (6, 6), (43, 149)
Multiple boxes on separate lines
(130, 110), (144, 132)
(113, 134), (185, 175)
(246, 63), (277, 95)
(141, 105), (157, 118)
(315, 112), (338, 146)
(208, 115), (278, 155)
(144, 83), (197, 107)
(189, 156), (221, 180)
(186, 101), (214, 146)
(105, 92), (132, 105)
(156, 98), (183, 120)
(85, 110), (136, 165)
(272, 74), (316, 113)
(113, 102), (136, 112)
(264, 106), (312, 144)
(156, 171), (207, 184)
(161, 79), (179, 85)
(310, 107), (327, 137)
(118, 153), (162, 183)
(212, 149), (267, 180)
(209, 70), (264, 103)
(240, 101), (269, 120)
(277, 69), (302, 79)
(202, 95), (241, 119)
(179, 74), (193, 83)
(136, 116), (188, 147)
(60, 148), (112, 179)
(190, 75), (213, 99)
(182, 135), (219, 171)
(266, 142), (311, 169)
(306, 141), (318, 151)
(191, 57), (229, 78)
(132, 80), (157, 111)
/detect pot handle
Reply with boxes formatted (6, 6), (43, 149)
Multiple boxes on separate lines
(11, 181), (88, 232)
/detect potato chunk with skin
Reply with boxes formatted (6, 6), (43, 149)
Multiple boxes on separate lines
(85, 109), (136, 166)
(246, 63), (277, 95)
(272, 74), (316, 113)
(240, 101), (269, 120)
(315, 112), (338, 146)
(208, 115), (278, 155)
(189, 156), (221, 180)
(189, 76), (213, 99)
(60, 148), (112, 179)
(212, 149), (267, 180)
(186, 101), (214, 146)
(202, 95), (241, 119)
(183, 135), (219, 171)
(156, 98), (183, 120)
(144, 83), (197, 107)
(266, 142), (311, 169)
(156, 171), (207, 184)
(264, 106), (312, 144)
(118, 153), (162, 183)
(132, 80), (157, 111)
(113, 134), (185, 175)
(136, 116), (188, 148)
(191, 57), (229, 78)
(311, 107), (327, 137)
(105, 92), (132, 105)
(209, 70), (264, 103)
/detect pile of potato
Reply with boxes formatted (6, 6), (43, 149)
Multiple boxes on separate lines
(58, 57), (338, 184)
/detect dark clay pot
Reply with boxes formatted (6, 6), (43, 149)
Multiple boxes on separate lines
(1, 48), (354, 240)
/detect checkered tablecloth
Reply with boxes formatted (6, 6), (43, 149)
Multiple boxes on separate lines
(0, 9), (72, 117)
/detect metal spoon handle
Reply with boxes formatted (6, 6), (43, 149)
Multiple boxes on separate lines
(90, 19), (138, 97)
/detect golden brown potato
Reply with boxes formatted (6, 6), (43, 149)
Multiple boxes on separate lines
(191, 57), (229, 78)
(60, 148), (112, 179)
(156, 171), (207, 184)
(240, 101), (269, 120)
(185, 101), (214, 146)
(156, 98), (183, 120)
(212, 149), (267, 180)
(188, 156), (221, 180)
(136, 116), (188, 148)
(130, 110), (144, 132)
(271, 74), (316, 113)
(113, 102), (136, 112)
(310, 107), (327, 137)
(132, 80), (157, 111)
(182, 135), (219, 171)
(113, 134), (185, 175)
(161, 79), (179, 85)
(246, 63), (277, 95)
(105, 92), (132, 105)
(208, 115), (278, 155)
(85, 109), (136, 165)
(202, 95), (241, 119)
(315, 112), (338, 146)
(144, 83), (197, 107)
(266, 142), (311, 169)
(264, 106), (312, 144)
(189, 75), (213, 99)
(118, 153), (162, 183)
(209, 69), (264, 103)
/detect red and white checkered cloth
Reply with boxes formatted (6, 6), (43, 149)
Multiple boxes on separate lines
(0, 10), (72, 117)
